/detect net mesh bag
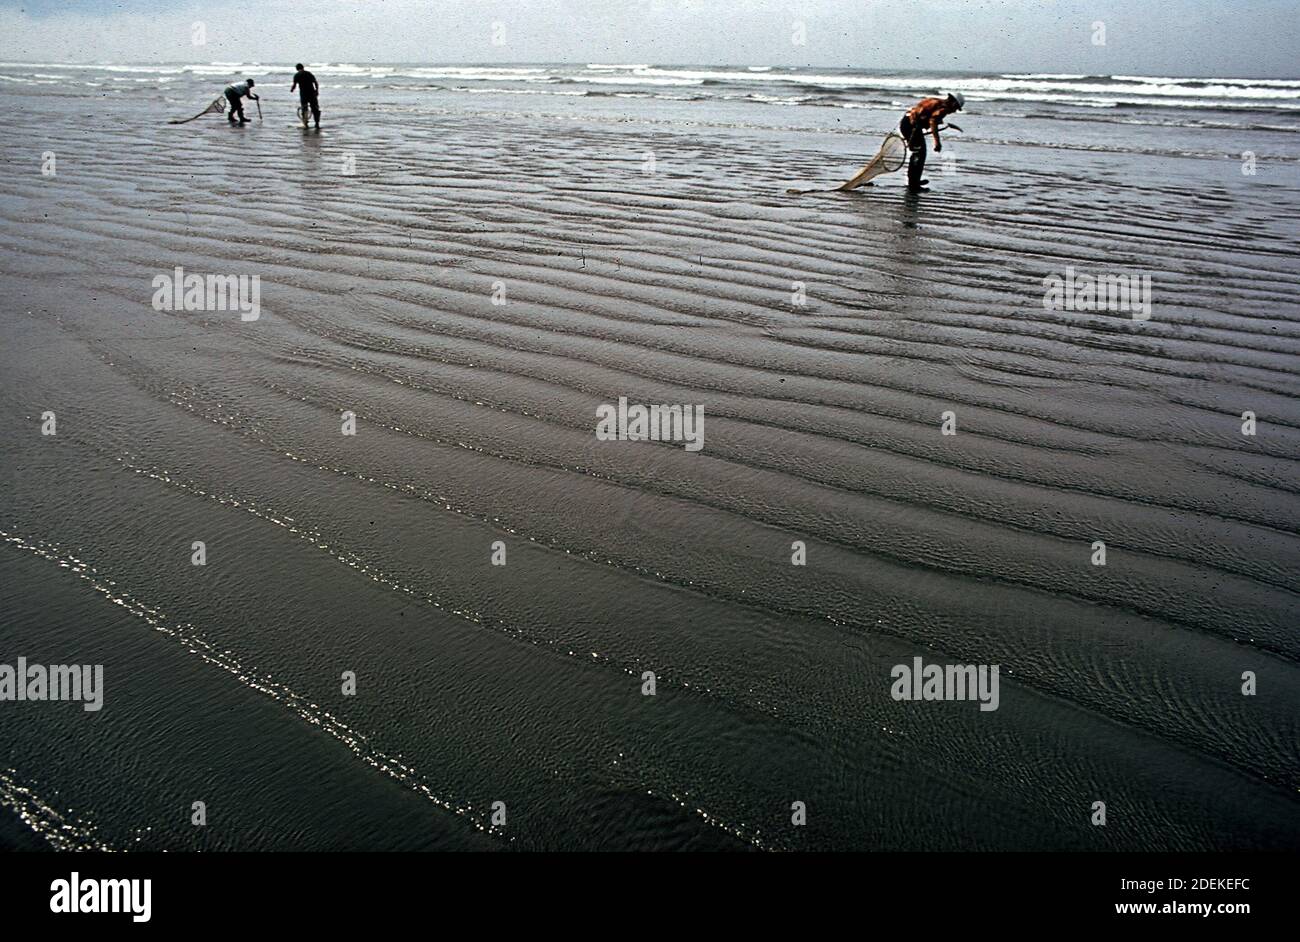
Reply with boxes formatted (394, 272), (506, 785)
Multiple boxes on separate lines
(837, 132), (908, 190)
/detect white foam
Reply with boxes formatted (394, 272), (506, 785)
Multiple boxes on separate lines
(576, 75), (704, 86)
(1113, 74), (1300, 88)
(1002, 73), (1091, 80)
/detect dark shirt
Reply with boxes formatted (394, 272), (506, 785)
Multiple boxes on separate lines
(292, 70), (318, 99)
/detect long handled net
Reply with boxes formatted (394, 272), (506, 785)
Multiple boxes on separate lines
(168, 97), (227, 124)
(836, 131), (907, 190)
(787, 131), (908, 195)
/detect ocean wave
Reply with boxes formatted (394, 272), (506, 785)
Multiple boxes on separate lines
(1002, 73), (1095, 80)
(568, 75), (705, 87)
(2, 60), (1295, 117)
(624, 67), (1300, 102)
(399, 66), (556, 83)
(459, 86), (588, 96)
(980, 90), (1300, 110)
(1113, 74), (1300, 88)
(744, 92), (815, 105)
(93, 63), (185, 74)
(981, 79), (1300, 100)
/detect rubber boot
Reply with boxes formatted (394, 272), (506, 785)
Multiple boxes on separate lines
(907, 143), (928, 193)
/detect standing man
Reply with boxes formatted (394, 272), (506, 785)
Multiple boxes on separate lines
(223, 77), (258, 124)
(899, 92), (964, 193)
(292, 63), (320, 128)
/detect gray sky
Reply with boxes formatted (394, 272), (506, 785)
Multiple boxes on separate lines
(1, 0), (1296, 77)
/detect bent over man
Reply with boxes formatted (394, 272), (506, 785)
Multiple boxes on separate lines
(899, 92), (964, 193)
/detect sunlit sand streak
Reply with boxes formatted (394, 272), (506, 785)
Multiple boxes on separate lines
(0, 530), (507, 843)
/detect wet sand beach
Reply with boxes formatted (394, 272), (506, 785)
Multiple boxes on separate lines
(1, 64), (1299, 850)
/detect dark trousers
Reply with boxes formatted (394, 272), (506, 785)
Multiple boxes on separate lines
(299, 94), (320, 123)
(901, 115), (926, 189)
(226, 90), (245, 122)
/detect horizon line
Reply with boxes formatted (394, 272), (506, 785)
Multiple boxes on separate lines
(1, 60), (1298, 82)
